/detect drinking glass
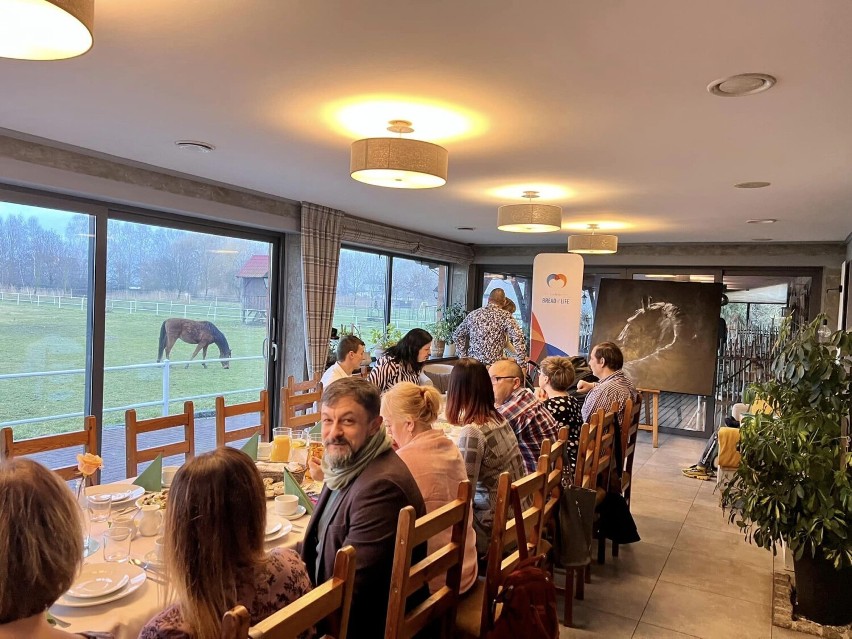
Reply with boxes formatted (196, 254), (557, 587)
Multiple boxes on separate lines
(271, 427), (292, 462)
(88, 494), (112, 523)
(103, 527), (132, 563)
(308, 433), (324, 465)
(290, 429), (309, 465)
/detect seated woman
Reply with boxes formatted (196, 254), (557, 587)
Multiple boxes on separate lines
(445, 358), (526, 555)
(140, 447), (312, 639)
(536, 356), (584, 476)
(381, 382), (478, 594)
(0, 458), (113, 639)
(368, 328), (433, 393)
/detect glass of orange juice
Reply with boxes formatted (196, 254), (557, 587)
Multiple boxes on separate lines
(270, 427), (292, 462)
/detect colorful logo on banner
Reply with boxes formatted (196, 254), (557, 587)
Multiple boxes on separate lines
(546, 273), (567, 288)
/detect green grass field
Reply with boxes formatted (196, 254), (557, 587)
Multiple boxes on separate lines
(0, 300), (267, 439)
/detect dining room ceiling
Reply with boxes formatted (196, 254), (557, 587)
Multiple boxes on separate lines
(1, 0), (851, 246)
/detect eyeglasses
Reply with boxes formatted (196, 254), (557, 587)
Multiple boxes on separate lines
(490, 376), (519, 383)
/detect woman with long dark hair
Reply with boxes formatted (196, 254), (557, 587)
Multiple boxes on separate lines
(139, 448), (312, 639)
(445, 358), (525, 554)
(368, 328), (433, 393)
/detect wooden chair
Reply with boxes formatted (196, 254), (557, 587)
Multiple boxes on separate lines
(611, 393), (642, 557)
(385, 481), (473, 639)
(538, 427), (569, 530)
(222, 545), (357, 639)
(454, 470), (547, 638)
(215, 390), (269, 447)
(592, 406), (618, 565)
(125, 401), (195, 478)
(282, 374), (323, 431)
(1, 416), (98, 481)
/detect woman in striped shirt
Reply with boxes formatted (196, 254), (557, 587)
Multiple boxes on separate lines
(368, 327), (433, 393)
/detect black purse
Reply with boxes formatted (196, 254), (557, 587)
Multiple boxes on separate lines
(554, 447), (596, 567)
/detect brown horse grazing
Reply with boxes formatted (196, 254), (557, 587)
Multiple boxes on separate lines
(157, 318), (232, 369)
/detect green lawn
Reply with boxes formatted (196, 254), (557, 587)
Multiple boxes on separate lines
(0, 300), (267, 439)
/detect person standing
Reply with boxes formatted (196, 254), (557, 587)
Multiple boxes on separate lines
(321, 334), (366, 389)
(452, 288), (527, 367)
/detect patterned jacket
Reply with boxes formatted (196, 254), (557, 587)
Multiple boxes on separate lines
(581, 369), (638, 424)
(496, 388), (560, 474)
(452, 304), (527, 366)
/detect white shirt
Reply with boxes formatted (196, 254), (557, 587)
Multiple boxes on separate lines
(320, 362), (350, 389)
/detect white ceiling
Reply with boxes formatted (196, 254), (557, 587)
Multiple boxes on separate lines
(1, 0), (851, 245)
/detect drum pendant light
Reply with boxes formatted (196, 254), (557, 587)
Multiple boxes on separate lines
(0, 0), (94, 60)
(350, 120), (448, 189)
(567, 224), (619, 254)
(497, 191), (562, 233)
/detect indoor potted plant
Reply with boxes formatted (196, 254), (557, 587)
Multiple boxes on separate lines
(721, 315), (852, 626)
(426, 318), (451, 357)
(367, 323), (402, 360)
(439, 302), (468, 357)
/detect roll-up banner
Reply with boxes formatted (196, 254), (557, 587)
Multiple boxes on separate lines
(530, 253), (585, 363)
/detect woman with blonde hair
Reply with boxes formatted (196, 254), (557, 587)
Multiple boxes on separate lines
(139, 447), (312, 639)
(537, 356), (584, 475)
(381, 382), (478, 593)
(0, 458), (113, 639)
(445, 359), (526, 554)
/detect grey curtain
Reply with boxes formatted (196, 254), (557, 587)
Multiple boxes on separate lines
(301, 202), (344, 378)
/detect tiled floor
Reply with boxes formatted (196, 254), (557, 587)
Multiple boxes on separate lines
(557, 431), (811, 639)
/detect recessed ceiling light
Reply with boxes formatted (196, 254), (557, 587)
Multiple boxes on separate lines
(707, 73), (776, 97)
(457, 226), (476, 231)
(175, 140), (215, 153)
(734, 181), (771, 189)
(746, 218), (777, 224)
(751, 238), (773, 242)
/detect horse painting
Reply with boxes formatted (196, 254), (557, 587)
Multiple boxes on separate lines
(157, 318), (232, 369)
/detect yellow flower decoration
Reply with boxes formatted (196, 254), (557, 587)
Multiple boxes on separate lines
(76, 452), (103, 477)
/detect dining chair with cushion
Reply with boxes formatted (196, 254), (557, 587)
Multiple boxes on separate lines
(454, 470), (547, 638)
(215, 390), (269, 447)
(1, 415), (98, 481)
(385, 480), (473, 639)
(125, 401), (195, 478)
(282, 375), (323, 431)
(223, 545), (357, 639)
(611, 393), (642, 558)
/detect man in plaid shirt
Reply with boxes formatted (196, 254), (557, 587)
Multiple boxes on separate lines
(489, 359), (559, 474)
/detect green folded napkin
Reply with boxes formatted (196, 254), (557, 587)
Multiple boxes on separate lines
(240, 432), (260, 460)
(133, 454), (163, 492)
(284, 468), (314, 515)
(307, 422), (322, 436)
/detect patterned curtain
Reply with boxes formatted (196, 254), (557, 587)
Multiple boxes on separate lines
(301, 202), (344, 378)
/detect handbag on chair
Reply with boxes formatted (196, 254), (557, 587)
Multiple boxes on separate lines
(554, 449), (596, 568)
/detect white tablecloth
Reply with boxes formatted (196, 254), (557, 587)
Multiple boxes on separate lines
(54, 505), (308, 639)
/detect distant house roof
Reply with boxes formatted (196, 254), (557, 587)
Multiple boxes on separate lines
(236, 254), (269, 278)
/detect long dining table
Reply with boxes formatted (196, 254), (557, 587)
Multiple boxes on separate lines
(54, 489), (309, 639)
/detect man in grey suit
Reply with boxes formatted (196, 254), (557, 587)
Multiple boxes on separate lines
(301, 377), (426, 638)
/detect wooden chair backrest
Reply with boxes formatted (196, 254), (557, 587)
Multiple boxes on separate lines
(286, 373), (322, 394)
(620, 393), (643, 502)
(220, 605), (250, 639)
(245, 545), (357, 639)
(385, 481), (473, 639)
(1, 416), (98, 481)
(282, 375), (323, 430)
(215, 390), (269, 447)
(479, 470), (547, 634)
(591, 406), (617, 493)
(574, 415), (599, 489)
(537, 427), (568, 526)
(125, 401), (195, 478)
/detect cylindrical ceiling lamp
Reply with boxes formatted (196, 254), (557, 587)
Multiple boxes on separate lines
(0, 0), (94, 60)
(567, 224), (619, 254)
(497, 191), (562, 233)
(350, 120), (448, 189)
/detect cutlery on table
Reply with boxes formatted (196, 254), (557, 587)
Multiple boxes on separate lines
(129, 558), (166, 584)
(47, 612), (70, 628)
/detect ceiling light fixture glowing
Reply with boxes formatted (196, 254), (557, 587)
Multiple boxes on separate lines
(350, 120), (448, 189)
(497, 191), (562, 233)
(0, 0), (94, 60)
(567, 224), (619, 254)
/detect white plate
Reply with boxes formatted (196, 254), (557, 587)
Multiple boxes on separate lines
(53, 564), (146, 608)
(265, 520), (283, 536)
(86, 484), (145, 506)
(278, 505), (307, 520)
(66, 564), (130, 599)
(264, 521), (293, 543)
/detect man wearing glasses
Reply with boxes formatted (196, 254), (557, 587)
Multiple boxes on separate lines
(489, 359), (559, 474)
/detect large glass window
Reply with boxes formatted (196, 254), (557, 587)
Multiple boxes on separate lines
(389, 256), (447, 332)
(0, 201), (94, 464)
(333, 248), (389, 338)
(102, 219), (274, 482)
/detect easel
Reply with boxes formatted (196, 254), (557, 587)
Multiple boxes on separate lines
(637, 388), (660, 448)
